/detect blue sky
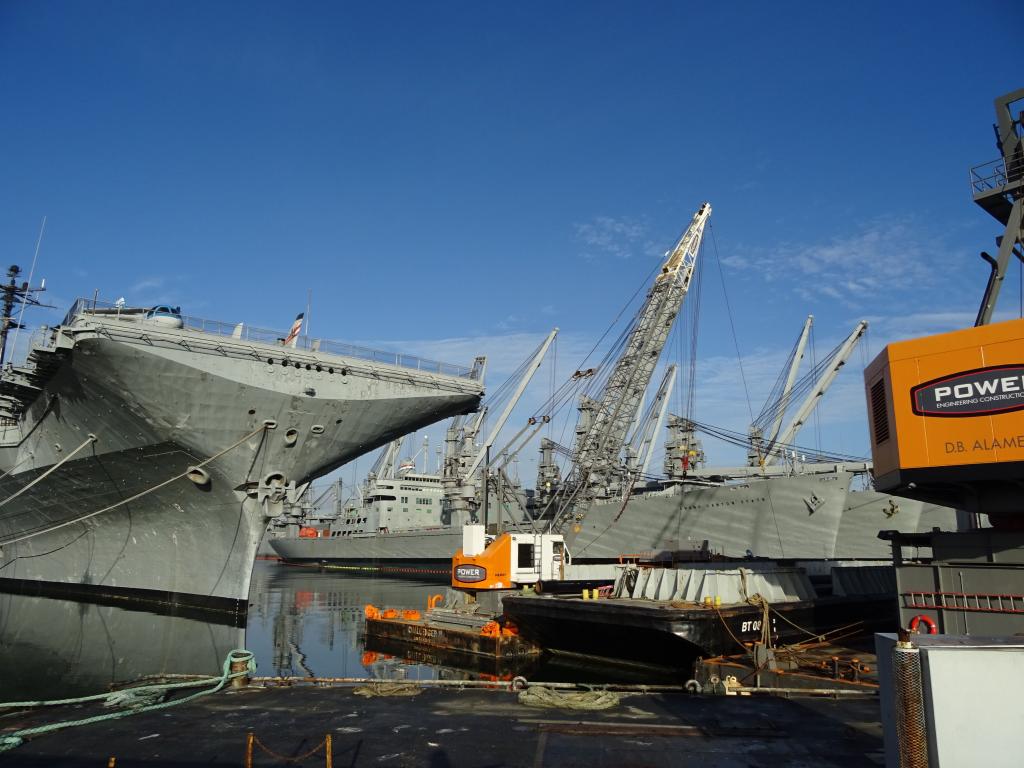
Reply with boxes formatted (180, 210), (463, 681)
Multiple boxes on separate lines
(2, 2), (1022, 482)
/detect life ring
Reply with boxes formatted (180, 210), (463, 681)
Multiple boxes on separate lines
(908, 614), (938, 635)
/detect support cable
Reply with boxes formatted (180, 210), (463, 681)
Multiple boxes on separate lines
(0, 434), (97, 510)
(0, 425), (268, 547)
(709, 225), (754, 426)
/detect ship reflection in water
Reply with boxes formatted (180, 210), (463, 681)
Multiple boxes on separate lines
(246, 560), (449, 681)
(0, 589), (245, 701)
(2, 561), (685, 701)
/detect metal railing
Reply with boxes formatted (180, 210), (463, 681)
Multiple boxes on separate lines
(61, 298), (474, 378)
(970, 154), (1024, 194)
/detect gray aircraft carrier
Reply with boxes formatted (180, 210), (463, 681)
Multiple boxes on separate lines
(0, 298), (482, 613)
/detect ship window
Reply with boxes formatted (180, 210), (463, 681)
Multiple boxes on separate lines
(371, 494), (397, 502)
(517, 543), (534, 568)
(400, 496), (408, 503)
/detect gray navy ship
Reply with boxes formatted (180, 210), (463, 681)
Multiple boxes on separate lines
(0, 294), (482, 613)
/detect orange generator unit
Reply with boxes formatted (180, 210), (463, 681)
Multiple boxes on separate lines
(864, 317), (1024, 528)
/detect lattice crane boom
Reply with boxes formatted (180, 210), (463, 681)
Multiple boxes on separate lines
(570, 202), (711, 497)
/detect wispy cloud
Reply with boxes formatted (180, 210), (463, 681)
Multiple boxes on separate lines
(574, 215), (656, 261)
(130, 276), (166, 293)
(723, 218), (947, 308)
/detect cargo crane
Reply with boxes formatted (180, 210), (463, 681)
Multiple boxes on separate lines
(544, 202), (710, 530)
(624, 363), (677, 481)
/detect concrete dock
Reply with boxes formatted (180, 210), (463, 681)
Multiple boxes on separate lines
(1, 683), (885, 766)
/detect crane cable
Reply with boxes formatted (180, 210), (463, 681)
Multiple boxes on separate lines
(709, 225), (754, 427)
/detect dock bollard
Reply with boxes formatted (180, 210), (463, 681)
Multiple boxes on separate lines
(230, 657), (251, 689)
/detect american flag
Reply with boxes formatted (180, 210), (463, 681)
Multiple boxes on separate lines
(284, 313), (304, 348)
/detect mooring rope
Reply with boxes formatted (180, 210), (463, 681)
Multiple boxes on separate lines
(0, 434), (97, 510)
(0, 649), (255, 753)
(0, 425), (267, 547)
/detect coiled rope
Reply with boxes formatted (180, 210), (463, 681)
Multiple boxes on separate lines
(517, 685), (621, 711)
(0, 649), (255, 753)
(0, 424), (267, 547)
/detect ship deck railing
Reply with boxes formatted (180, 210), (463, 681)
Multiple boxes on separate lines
(59, 297), (474, 379)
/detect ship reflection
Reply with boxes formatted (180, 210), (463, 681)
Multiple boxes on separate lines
(248, 560), (471, 680)
(0, 589), (244, 700)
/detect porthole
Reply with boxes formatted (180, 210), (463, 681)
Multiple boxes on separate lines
(294, 362), (301, 369)
(281, 360), (288, 367)
(267, 358), (274, 365)
(305, 364), (311, 371)
(328, 367), (334, 374)
(315, 365), (322, 372)
(248, 408), (256, 415)
(335, 418), (343, 424)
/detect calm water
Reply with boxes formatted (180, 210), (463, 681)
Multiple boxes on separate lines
(0, 560), (675, 701)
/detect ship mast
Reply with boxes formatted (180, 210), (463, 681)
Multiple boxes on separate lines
(0, 265), (47, 367)
(562, 202), (711, 505)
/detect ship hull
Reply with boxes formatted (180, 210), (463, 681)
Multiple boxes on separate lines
(269, 528), (461, 581)
(0, 319), (481, 609)
(268, 471), (957, 575)
(564, 471), (957, 561)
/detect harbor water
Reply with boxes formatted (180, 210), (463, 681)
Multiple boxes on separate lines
(0, 560), (687, 702)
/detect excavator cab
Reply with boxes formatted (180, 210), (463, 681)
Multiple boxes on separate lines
(451, 525), (567, 591)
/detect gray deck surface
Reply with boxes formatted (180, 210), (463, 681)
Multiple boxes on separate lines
(2, 686), (884, 766)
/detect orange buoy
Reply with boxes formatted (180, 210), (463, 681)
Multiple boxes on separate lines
(364, 604), (380, 620)
(908, 614), (938, 634)
(402, 609), (422, 621)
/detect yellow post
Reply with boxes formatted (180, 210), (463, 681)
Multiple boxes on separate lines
(230, 657), (250, 689)
(325, 733), (333, 768)
(107, 759), (116, 768)
(245, 732), (254, 768)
